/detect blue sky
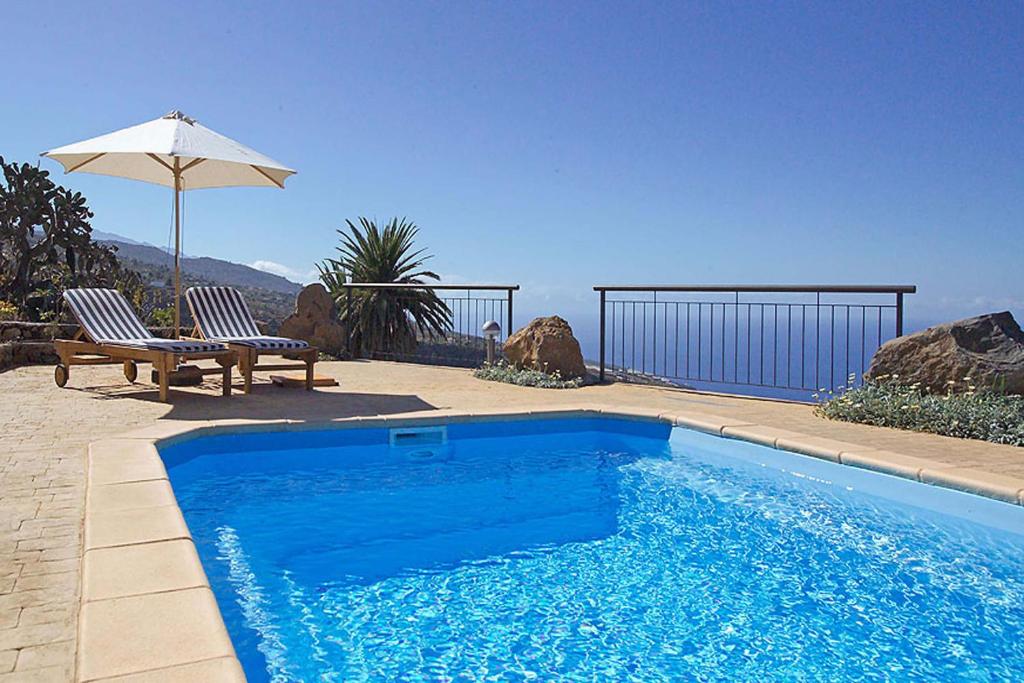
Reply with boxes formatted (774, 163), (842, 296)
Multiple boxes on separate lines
(4, 1), (1022, 337)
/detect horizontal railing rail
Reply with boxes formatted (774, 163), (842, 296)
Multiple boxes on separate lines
(595, 284), (916, 397)
(594, 284), (917, 294)
(340, 283), (519, 366)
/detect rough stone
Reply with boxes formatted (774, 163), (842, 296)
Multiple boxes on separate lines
(0, 323), (76, 343)
(866, 311), (1024, 393)
(0, 343), (59, 373)
(502, 316), (588, 379)
(279, 284), (347, 356)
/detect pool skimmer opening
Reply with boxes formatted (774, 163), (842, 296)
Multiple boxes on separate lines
(389, 425), (448, 448)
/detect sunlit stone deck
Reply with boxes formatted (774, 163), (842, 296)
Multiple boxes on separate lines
(1, 360), (1022, 680)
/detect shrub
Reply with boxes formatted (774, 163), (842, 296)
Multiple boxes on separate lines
(148, 306), (176, 329)
(474, 361), (584, 389)
(0, 300), (18, 321)
(815, 376), (1024, 447)
(0, 157), (145, 321)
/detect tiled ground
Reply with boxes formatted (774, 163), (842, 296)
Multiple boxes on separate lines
(1, 359), (1022, 681)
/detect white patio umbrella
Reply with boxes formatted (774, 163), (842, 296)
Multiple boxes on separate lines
(42, 110), (295, 335)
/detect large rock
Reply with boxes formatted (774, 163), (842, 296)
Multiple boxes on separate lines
(503, 316), (587, 379)
(279, 284), (347, 356)
(866, 311), (1024, 393)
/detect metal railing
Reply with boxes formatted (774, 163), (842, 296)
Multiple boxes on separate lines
(595, 285), (916, 396)
(341, 283), (518, 367)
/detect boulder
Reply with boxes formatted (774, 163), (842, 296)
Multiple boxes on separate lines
(279, 284), (347, 357)
(866, 311), (1024, 393)
(503, 316), (587, 379)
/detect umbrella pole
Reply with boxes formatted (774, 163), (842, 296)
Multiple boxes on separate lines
(173, 158), (181, 340)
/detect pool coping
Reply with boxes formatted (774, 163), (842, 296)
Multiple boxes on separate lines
(76, 405), (1024, 681)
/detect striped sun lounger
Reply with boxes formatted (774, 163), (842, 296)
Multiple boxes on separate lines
(185, 286), (318, 392)
(54, 288), (236, 402)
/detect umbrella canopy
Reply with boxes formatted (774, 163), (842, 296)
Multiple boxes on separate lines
(42, 110), (295, 189)
(42, 111), (295, 338)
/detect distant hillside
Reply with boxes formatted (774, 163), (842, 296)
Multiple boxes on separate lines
(98, 238), (302, 295)
(117, 259), (297, 334)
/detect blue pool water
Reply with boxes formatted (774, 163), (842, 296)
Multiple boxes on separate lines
(160, 418), (1024, 681)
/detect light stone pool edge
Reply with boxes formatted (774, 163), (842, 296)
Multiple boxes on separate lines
(77, 406), (1024, 681)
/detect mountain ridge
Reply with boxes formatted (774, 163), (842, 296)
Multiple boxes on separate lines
(96, 233), (302, 295)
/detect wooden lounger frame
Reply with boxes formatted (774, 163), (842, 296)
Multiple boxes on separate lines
(206, 337), (317, 393)
(53, 330), (236, 402)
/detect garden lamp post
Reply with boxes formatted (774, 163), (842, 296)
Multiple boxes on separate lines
(482, 320), (501, 364)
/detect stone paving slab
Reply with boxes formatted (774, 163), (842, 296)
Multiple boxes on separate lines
(1, 359), (1023, 680)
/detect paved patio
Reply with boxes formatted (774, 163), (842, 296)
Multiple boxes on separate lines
(1, 359), (1022, 681)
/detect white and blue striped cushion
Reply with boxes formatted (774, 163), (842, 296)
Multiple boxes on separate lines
(186, 286), (309, 350)
(220, 336), (309, 350)
(63, 289), (225, 353)
(185, 286), (261, 339)
(128, 338), (225, 353)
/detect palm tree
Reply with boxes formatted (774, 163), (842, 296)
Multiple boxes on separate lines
(319, 217), (452, 357)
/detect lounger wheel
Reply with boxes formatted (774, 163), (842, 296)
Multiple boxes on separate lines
(54, 364), (68, 388)
(123, 360), (138, 383)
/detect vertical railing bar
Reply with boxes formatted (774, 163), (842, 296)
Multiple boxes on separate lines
(877, 305), (882, 359)
(815, 292), (821, 391)
(642, 301), (647, 374)
(747, 303), (752, 384)
(845, 304), (850, 388)
(697, 303), (703, 381)
(685, 303), (691, 379)
(663, 301), (669, 378)
(861, 306), (866, 385)
(830, 303), (836, 392)
(773, 303), (778, 387)
(652, 292), (657, 377)
(507, 288), (514, 342)
(454, 293), (459, 341)
(610, 301), (615, 371)
(606, 300), (611, 371)
(622, 301), (627, 372)
(599, 290), (607, 381)
(759, 303), (765, 386)
(345, 286), (353, 357)
(675, 302), (680, 378)
(800, 303), (806, 389)
(896, 292), (904, 337)
(734, 292), (740, 383)
(721, 302), (726, 383)
(710, 301), (715, 381)
(632, 302), (637, 373)
(786, 304), (792, 389)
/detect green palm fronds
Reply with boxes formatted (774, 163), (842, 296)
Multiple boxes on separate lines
(319, 217), (452, 357)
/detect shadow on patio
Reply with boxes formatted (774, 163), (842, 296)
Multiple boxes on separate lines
(63, 381), (438, 423)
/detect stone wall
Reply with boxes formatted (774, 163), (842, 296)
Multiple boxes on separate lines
(0, 321), (184, 373)
(1, 321), (79, 342)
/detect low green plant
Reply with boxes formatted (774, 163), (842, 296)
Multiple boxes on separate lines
(474, 360), (584, 389)
(148, 306), (176, 329)
(816, 375), (1024, 447)
(0, 300), (18, 321)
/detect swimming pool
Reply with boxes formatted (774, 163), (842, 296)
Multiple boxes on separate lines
(160, 416), (1024, 680)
